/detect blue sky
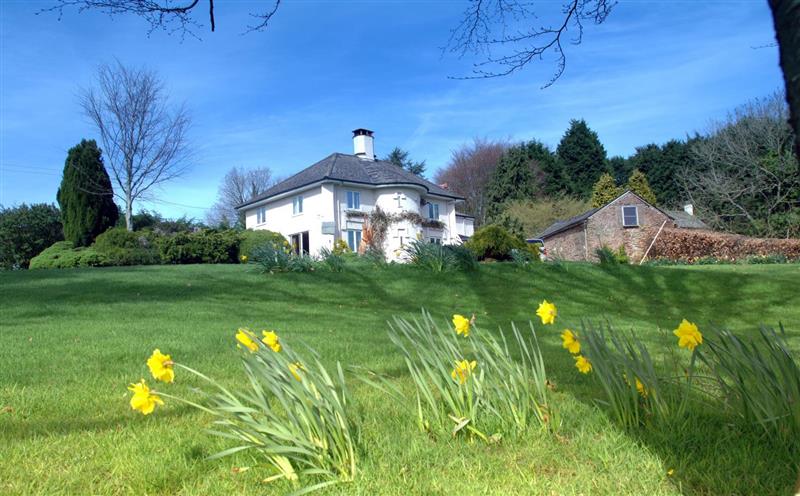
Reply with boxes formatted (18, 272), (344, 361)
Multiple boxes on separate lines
(0, 0), (784, 219)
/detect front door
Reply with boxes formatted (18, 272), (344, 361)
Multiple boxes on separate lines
(291, 231), (310, 255)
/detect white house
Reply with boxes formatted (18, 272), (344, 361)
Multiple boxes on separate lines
(237, 129), (474, 261)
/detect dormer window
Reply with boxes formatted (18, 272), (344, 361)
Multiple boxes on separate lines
(346, 191), (360, 210)
(622, 206), (639, 227)
(428, 203), (439, 220)
(293, 195), (304, 215)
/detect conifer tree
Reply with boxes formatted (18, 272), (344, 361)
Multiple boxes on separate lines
(57, 140), (119, 246)
(484, 143), (537, 220)
(591, 173), (622, 207)
(557, 119), (609, 197)
(626, 168), (658, 205)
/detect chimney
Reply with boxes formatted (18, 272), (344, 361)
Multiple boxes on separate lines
(352, 128), (375, 160)
(683, 203), (694, 216)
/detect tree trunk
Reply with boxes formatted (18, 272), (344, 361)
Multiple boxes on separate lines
(768, 0), (800, 159)
(126, 198), (133, 231)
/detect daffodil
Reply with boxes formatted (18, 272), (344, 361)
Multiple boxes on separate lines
(261, 330), (281, 352)
(536, 300), (557, 325)
(451, 359), (477, 384)
(240, 255), (248, 263)
(452, 314), (471, 337)
(673, 319), (702, 351)
(574, 355), (592, 374)
(635, 378), (648, 398)
(236, 329), (259, 352)
(560, 329), (580, 354)
(146, 349), (174, 383)
(288, 362), (305, 382)
(128, 379), (163, 415)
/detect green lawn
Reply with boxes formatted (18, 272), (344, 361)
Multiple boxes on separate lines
(1, 263), (798, 495)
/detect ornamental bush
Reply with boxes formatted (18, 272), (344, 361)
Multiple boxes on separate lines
(28, 241), (110, 269)
(158, 229), (240, 264)
(238, 229), (288, 260)
(93, 227), (160, 266)
(464, 224), (525, 261)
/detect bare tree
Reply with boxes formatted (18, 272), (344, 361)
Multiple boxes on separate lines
(435, 137), (509, 225)
(206, 166), (276, 227)
(42, 0), (281, 36)
(447, 0), (614, 83)
(81, 60), (191, 231)
(683, 91), (800, 238)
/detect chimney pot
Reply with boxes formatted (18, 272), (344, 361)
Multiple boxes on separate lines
(683, 203), (694, 216)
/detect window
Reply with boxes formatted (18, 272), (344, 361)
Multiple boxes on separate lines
(427, 203), (439, 219)
(622, 206), (639, 227)
(346, 191), (360, 210)
(293, 195), (304, 215)
(429, 237), (441, 245)
(347, 230), (362, 252)
(256, 206), (267, 224)
(290, 231), (310, 255)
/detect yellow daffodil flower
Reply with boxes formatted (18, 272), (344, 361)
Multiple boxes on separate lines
(673, 319), (702, 351)
(560, 329), (580, 354)
(236, 329), (259, 352)
(146, 349), (174, 383)
(536, 300), (557, 325)
(574, 355), (592, 374)
(128, 379), (163, 415)
(240, 255), (248, 262)
(635, 378), (648, 398)
(289, 362), (305, 382)
(261, 330), (281, 352)
(452, 314), (471, 337)
(451, 359), (477, 384)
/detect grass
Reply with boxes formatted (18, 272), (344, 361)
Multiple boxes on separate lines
(1, 262), (798, 495)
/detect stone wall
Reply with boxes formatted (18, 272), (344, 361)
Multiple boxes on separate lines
(543, 224), (586, 260)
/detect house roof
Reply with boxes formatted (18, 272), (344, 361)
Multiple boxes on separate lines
(237, 153), (463, 209)
(538, 190), (671, 239)
(538, 208), (599, 239)
(665, 210), (709, 229)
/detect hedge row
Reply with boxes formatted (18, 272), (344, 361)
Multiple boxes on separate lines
(29, 228), (287, 269)
(648, 227), (800, 262)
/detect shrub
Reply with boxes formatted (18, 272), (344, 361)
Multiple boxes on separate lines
(498, 197), (592, 238)
(127, 331), (357, 492)
(250, 239), (317, 273)
(362, 310), (551, 440)
(444, 244), (479, 271)
(29, 241), (110, 269)
(332, 239), (351, 256)
(286, 254), (316, 273)
(93, 227), (160, 266)
(319, 247), (346, 272)
(0, 203), (64, 269)
(158, 229), (240, 264)
(404, 241), (454, 272)
(595, 245), (628, 265)
(239, 229), (288, 260)
(465, 224), (525, 261)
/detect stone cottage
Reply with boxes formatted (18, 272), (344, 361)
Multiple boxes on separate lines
(539, 190), (683, 262)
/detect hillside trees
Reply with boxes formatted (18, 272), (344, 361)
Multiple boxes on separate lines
(0, 203), (64, 269)
(591, 172), (622, 207)
(557, 119), (608, 197)
(626, 169), (657, 205)
(56, 139), (119, 246)
(207, 166), (275, 227)
(384, 147), (426, 177)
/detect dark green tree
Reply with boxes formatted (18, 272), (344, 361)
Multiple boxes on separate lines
(384, 147), (426, 177)
(57, 140), (119, 246)
(628, 139), (698, 207)
(484, 142), (541, 220)
(556, 119), (609, 197)
(626, 169), (657, 205)
(607, 155), (632, 185)
(591, 173), (622, 207)
(0, 203), (64, 269)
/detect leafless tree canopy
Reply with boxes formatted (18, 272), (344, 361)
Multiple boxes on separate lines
(42, 0), (282, 37)
(206, 166), (276, 227)
(447, 0), (615, 83)
(683, 91), (800, 238)
(435, 137), (509, 224)
(81, 60), (191, 230)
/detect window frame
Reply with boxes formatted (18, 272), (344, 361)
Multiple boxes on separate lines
(293, 195), (304, 215)
(256, 206), (267, 224)
(428, 202), (440, 220)
(346, 190), (361, 210)
(621, 205), (639, 227)
(346, 229), (362, 251)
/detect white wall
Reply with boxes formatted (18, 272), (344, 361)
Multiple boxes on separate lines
(244, 185), (327, 255)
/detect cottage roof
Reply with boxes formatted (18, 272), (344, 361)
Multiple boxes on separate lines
(665, 210), (709, 229)
(237, 153), (463, 209)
